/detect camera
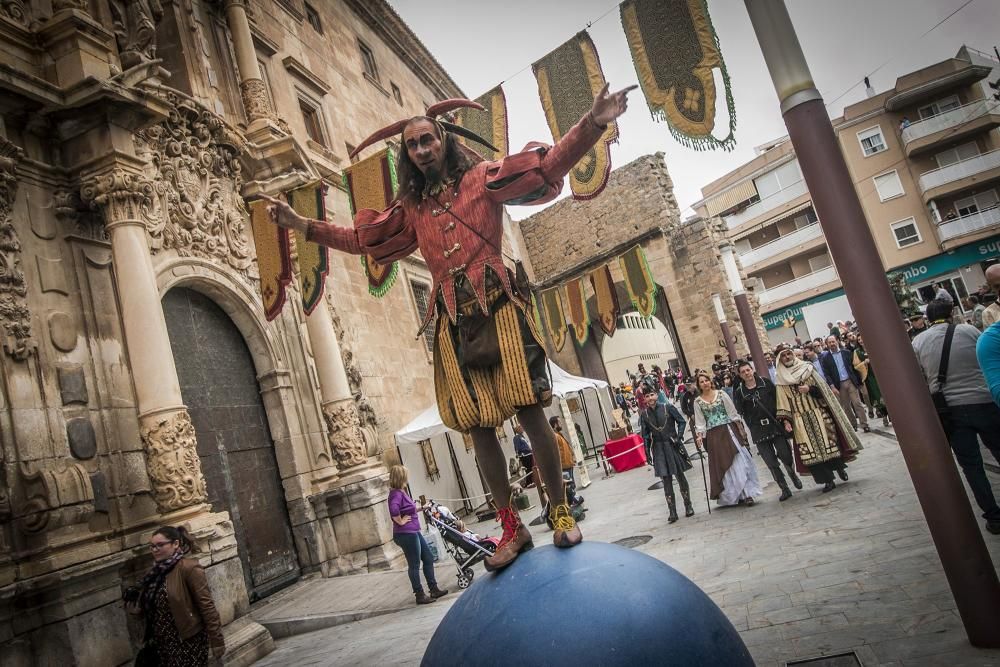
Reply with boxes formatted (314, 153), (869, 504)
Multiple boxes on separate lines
(123, 585), (141, 604)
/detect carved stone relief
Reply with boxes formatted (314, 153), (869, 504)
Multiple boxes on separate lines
(134, 93), (254, 276)
(239, 78), (273, 120)
(109, 0), (164, 69)
(0, 0), (28, 26)
(18, 462), (95, 534)
(140, 409), (208, 511)
(321, 401), (367, 470)
(0, 139), (32, 360)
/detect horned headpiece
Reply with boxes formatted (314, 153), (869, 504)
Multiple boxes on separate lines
(348, 99), (499, 160)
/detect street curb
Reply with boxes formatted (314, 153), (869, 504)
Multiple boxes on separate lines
(256, 606), (411, 639)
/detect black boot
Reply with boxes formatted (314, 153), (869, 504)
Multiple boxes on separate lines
(778, 480), (792, 501)
(666, 490), (679, 523)
(837, 467), (848, 481)
(822, 480), (836, 493)
(415, 591), (434, 605)
(788, 469), (803, 490)
(680, 487), (695, 517)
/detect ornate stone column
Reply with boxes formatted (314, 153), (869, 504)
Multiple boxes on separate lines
(81, 169), (208, 513)
(221, 0), (275, 129)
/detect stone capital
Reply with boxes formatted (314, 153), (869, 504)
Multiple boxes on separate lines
(321, 399), (370, 471)
(80, 168), (154, 228)
(239, 78), (274, 121)
(140, 409), (208, 513)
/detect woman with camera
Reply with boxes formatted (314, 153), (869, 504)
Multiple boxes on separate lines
(125, 526), (225, 666)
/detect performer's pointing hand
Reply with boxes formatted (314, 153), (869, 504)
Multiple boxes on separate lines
(256, 193), (311, 234)
(591, 83), (638, 126)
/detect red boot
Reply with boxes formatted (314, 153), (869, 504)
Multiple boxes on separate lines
(550, 503), (583, 548)
(484, 507), (533, 572)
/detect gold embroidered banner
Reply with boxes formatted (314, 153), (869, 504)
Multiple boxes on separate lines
(589, 264), (621, 336)
(455, 86), (509, 162)
(619, 245), (658, 319)
(250, 200), (293, 321)
(287, 183), (330, 316)
(533, 31), (618, 200)
(621, 0), (736, 151)
(564, 278), (590, 346)
(343, 147), (399, 297)
(540, 287), (568, 352)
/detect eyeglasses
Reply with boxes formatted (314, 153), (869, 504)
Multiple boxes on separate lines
(149, 541), (175, 551)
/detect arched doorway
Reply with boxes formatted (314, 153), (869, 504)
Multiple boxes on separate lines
(162, 287), (299, 599)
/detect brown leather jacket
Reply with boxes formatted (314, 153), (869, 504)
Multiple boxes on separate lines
(163, 558), (225, 653)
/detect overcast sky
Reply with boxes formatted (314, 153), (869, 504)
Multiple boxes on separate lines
(387, 0), (999, 220)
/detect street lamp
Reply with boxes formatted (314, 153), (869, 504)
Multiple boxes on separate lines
(712, 293), (738, 362)
(744, 0), (1000, 646)
(718, 242), (768, 376)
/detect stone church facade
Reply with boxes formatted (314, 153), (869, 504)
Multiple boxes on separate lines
(516, 154), (768, 378)
(0, 0), (460, 664)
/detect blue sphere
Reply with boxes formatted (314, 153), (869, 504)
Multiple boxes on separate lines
(422, 542), (753, 667)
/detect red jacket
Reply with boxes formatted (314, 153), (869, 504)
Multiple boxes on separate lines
(307, 113), (606, 331)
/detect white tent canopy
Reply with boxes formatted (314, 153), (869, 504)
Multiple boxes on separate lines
(395, 361), (608, 445)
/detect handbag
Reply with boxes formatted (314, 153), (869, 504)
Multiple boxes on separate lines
(931, 324), (955, 430)
(456, 300), (502, 368)
(134, 614), (158, 667)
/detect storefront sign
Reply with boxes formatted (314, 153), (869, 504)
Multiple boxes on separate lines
(763, 289), (845, 330)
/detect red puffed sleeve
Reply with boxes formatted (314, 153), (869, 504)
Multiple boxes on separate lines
(307, 202), (418, 263)
(484, 113), (607, 205)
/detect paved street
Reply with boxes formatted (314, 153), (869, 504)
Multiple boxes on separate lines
(253, 426), (1000, 666)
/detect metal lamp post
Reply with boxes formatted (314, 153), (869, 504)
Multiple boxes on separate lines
(719, 242), (768, 375)
(744, 0), (1000, 646)
(713, 293), (739, 362)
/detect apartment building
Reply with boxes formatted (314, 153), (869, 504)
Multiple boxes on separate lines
(694, 46), (1000, 345)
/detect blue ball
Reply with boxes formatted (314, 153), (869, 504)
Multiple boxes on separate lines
(422, 542), (753, 667)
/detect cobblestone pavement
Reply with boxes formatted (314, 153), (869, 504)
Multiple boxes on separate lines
(254, 426), (1000, 666)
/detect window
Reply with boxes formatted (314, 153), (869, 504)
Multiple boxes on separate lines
(857, 126), (887, 157)
(954, 190), (999, 217)
(891, 217), (922, 248)
(358, 40), (379, 81)
(934, 141), (979, 168)
(410, 280), (435, 354)
(917, 94), (960, 120)
(391, 82), (403, 105)
(304, 2), (322, 33)
(873, 170), (904, 202)
(807, 253), (832, 272)
(753, 159), (802, 200)
(256, 58), (274, 107)
(298, 98), (326, 146)
(793, 209), (818, 229)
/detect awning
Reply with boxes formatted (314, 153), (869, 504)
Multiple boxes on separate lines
(704, 180), (759, 217)
(395, 361), (609, 445)
(731, 201), (813, 241)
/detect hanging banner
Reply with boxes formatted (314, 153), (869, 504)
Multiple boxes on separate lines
(454, 86), (509, 162)
(249, 200), (293, 321)
(589, 263), (621, 336)
(621, 0), (736, 151)
(619, 245), (658, 319)
(540, 287), (568, 353)
(532, 31), (619, 200)
(343, 147), (399, 297)
(287, 183), (330, 316)
(564, 278), (590, 346)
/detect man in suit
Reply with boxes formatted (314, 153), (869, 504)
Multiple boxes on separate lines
(820, 335), (870, 432)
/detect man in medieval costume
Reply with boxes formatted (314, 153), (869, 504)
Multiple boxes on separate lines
(638, 386), (693, 523)
(774, 344), (861, 493)
(260, 84), (634, 571)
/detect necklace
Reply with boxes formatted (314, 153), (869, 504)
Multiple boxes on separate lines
(644, 405), (673, 433)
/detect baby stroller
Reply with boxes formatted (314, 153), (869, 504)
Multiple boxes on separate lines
(423, 501), (500, 589)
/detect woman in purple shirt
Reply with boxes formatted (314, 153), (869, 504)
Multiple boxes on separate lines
(388, 466), (448, 605)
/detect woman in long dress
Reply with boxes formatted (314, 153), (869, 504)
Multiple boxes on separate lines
(693, 372), (763, 507)
(852, 335), (889, 427)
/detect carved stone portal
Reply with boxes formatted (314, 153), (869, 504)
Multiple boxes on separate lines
(0, 139), (32, 360)
(135, 93), (254, 276)
(140, 410), (208, 512)
(322, 401), (368, 470)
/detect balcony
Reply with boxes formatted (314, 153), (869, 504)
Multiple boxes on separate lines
(724, 179), (808, 229)
(918, 149), (1000, 203)
(936, 206), (1000, 247)
(757, 265), (839, 307)
(901, 99), (1000, 157)
(738, 222), (824, 268)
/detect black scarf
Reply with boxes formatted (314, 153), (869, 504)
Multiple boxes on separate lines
(138, 549), (184, 615)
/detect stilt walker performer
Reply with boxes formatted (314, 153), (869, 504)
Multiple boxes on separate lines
(260, 84), (635, 571)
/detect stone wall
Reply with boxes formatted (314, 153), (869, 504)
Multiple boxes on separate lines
(517, 154), (768, 375)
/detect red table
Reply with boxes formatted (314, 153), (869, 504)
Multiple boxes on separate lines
(603, 433), (647, 473)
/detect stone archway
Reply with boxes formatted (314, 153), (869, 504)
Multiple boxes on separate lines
(162, 285), (300, 599)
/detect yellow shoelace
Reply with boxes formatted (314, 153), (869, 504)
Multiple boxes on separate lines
(549, 503), (576, 532)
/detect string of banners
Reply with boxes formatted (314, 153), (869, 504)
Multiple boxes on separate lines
(539, 244), (657, 352)
(248, 0), (733, 319)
